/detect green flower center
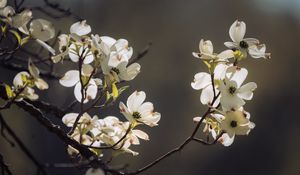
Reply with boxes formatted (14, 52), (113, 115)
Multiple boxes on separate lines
(228, 86), (236, 94)
(111, 68), (120, 74)
(132, 112), (141, 119)
(230, 120), (237, 128)
(239, 41), (248, 49)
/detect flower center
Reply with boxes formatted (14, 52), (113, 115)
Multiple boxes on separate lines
(239, 41), (248, 49)
(132, 112), (141, 119)
(230, 120), (237, 128)
(228, 86), (236, 94)
(111, 68), (120, 74)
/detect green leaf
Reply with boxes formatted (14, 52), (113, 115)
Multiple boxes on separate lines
(5, 84), (14, 99)
(112, 82), (119, 100)
(9, 30), (22, 45)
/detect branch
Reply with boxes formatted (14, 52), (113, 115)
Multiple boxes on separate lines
(0, 113), (47, 175)
(0, 153), (13, 175)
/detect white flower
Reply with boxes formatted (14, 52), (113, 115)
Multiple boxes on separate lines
(59, 64), (100, 103)
(12, 72), (39, 101)
(102, 59), (140, 84)
(70, 20), (91, 36)
(220, 110), (255, 138)
(62, 112), (98, 132)
(192, 39), (234, 61)
(85, 168), (105, 175)
(224, 20), (270, 59)
(29, 19), (55, 41)
(219, 68), (257, 110)
(27, 58), (49, 90)
(119, 91), (161, 127)
(0, 0), (7, 8)
(191, 72), (220, 106)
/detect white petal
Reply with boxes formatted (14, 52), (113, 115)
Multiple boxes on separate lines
(29, 19), (55, 41)
(59, 70), (79, 87)
(34, 78), (49, 90)
(0, 0), (7, 8)
(70, 20), (91, 36)
(219, 133), (235, 147)
(248, 44), (270, 59)
(140, 112), (161, 127)
(226, 67), (248, 87)
(191, 72), (211, 90)
(119, 63), (141, 81)
(138, 102), (154, 117)
(132, 129), (149, 140)
(220, 93), (245, 111)
(99, 36), (116, 55)
(237, 82), (257, 100)
(127, 91), (146, 112)
(62, 113), (78, 127)
(224, 41), (238, 49)
(217, 50), (234, 60)
(58, 34), (69, 52)
(199, 39), (213, 54)
(229, 20), (246, 43)
(119, 102), (134, 122)
(243, 38), (259, 46)
(200, 85), (219, 106)
(85, 80), (98, 101)
(214, 63), (229, 80)
(68, 44), (79, 62)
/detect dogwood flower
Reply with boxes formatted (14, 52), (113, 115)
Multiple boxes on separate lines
(59, 64), (101, 103)
(220, 110), (255, 138)
(192, 39), (234, 61)
(219, 72), (257, 110)
(92, 35), (133, 67)
(224, 20), (270, 59)
(119, 91), (161, 127)
(62, 112), (98, 132)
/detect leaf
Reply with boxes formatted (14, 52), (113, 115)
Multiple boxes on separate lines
(112, 82), (119, 100)
(9, 30), (22, 45)
(4, 84), (15, 99)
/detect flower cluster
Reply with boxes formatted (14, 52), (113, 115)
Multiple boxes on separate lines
(54, 21), (160, 159)
(4, 58), (48, 101)
(0, 0), (56, 53)
(192, 20), (270, 146)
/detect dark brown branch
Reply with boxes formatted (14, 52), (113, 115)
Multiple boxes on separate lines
(0, 113), (47, 175)
(0, 153), (13, 175)
(128, 42), (152, 65)
(0, 61), (60, 79)
(14, 100), (96, 159)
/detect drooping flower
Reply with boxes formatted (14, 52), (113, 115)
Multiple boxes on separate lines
(224, 20), (270, 59)
(119, 91), (161, 127)
(192, 39), (234, 61)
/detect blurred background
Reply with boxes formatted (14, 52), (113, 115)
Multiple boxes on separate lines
(1, 0), (300, 175)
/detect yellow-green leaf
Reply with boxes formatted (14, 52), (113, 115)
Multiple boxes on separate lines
(5, 84), (14, 99)
(112, 82), (119, 100)
(9, 30), (22, 45)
